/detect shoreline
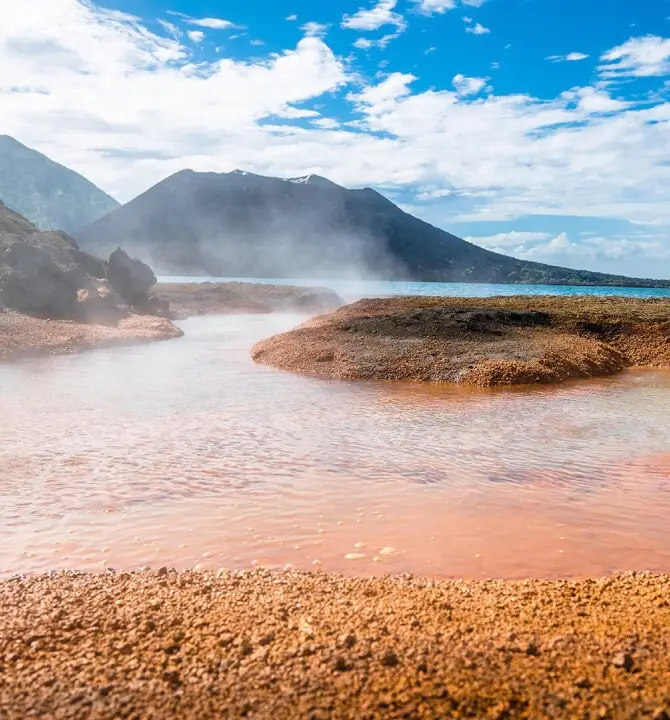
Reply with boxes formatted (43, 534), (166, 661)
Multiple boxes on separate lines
(0, 310), (183, 363)
(2, 568), (670, 718)
(155, 281), (344, 318)
(0, 281), (344, 363)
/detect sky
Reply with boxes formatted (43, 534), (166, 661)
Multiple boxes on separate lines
(2, 0), (670, 277)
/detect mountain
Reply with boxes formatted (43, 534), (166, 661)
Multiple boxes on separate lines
(0, 135), (120, 233)
(76, 169), (670, 287)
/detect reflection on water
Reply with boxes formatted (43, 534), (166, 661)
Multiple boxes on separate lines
(1, 314), (670, 579)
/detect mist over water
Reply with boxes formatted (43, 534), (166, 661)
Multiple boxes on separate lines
(159, 276), (670, 303)
(2, 311), (670, 580)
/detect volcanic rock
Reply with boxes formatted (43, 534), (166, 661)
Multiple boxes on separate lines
(106, 247), (157, 305)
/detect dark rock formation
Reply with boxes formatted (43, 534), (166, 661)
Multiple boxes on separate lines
(106, 248), (157, 305)
(0, 201), (166, 323)
(1, 242), (80, 319)
(76, 169), (670, 288)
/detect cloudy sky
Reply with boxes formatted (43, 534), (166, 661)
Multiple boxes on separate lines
(2, 0), (670, 277)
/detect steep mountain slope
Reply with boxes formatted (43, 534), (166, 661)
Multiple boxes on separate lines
(0, 136), (119, 233)
(0, 199), (106, 279)
(76, 169), (670, 287)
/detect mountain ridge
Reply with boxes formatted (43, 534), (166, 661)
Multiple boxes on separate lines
(0, 135), (120, 233)
(74, 168), (670, 287)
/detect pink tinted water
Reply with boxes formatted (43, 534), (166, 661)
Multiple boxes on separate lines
(1, 313), (670, 580)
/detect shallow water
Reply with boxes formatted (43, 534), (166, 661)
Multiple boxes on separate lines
(2, 313), (670, 580)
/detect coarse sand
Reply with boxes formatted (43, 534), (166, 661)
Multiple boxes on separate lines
(1, 569), (670, 719)
(251, 295), (670, 387)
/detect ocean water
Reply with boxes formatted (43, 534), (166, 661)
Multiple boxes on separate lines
(158, 276), (670, 301)
(2, 312), (670, 580)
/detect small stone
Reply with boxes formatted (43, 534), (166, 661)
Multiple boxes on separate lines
(611, 652), (634, 671)
(524, 641), (540, 656)
(575, 677), (591, 689)
(339, 633), (357, 649)
(380, 651), (399, 667)
(652, 709), (669, 720)
(157, 566), (168, 577)
(345, 553), (366, 561)
(334, 657), (348, 672)
(258, 632), (275, 646)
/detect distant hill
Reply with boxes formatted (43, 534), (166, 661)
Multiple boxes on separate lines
(76, 169), (670, 287)
(0, 135), (119, 233)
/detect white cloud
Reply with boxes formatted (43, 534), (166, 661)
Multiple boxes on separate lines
(166, 12), (238, 30)
(250, 39), (265, 46)
(466, 23), (490, 35)
(563, 86), (628, 113)
(353, 32), (402, 50)
(463, 16), (473, 23)
(0, 0), (347, 199)
(511, 233), (670, 263)
(600, 35), (670, 78)
(547, 52), (589, 63)
(466, 231), (552, 248)
(413, 0), (456, 13)
(413, 0), (487, 15)
(342, 0), (406, 32)
(286, 14), (298, 21)
(467, 232), (670, 268)
(300, 21), (329, 37)
(187, 30), (205, 43)
(312, 117), (340, 129)
(3, 2), (670, 271)
(452, 74), (488, 96)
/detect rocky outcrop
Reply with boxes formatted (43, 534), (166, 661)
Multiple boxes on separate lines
(0, 202), (184, 360)
(106, 247), (157, 306)
(0, 241), (123, 323)
(0, 202), (172, 323)
(251, 296), (670, 387)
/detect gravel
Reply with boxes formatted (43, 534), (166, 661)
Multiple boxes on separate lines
(1, 569), (670, 718)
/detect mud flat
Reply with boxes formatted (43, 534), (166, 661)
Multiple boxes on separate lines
(156, 282), (344, 318)
(1, 569), (670, 719)
(0, 310), (183, 362)
(252, 295), (670, 386)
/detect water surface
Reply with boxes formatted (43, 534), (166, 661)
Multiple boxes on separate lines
(159, 276), (670, 302)
(2, 313), (670, 579)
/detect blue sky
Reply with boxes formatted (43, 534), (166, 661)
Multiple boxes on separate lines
(2, 0), (670, 276)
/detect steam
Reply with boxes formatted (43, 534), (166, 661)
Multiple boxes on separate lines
(77, 171), (409, 303)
